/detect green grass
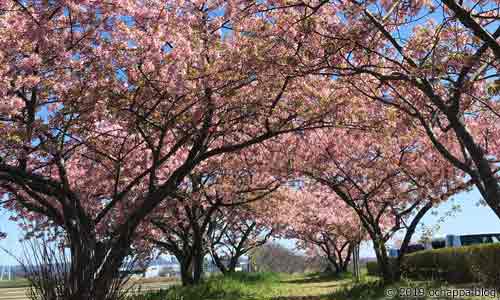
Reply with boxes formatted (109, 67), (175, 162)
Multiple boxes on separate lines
(127, 272), (499, 300)
(127, 272), (354, 300)
(0, 278), (31, 288)
(4, 272), (494, 300)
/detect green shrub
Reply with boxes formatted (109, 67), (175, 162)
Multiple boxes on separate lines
(467, 243), (500, 287)
(403, 247), (473, 282)
(401, 243), (500, 286)
(365, 258), (398, 280)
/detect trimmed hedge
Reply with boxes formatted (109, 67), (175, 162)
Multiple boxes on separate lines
(365, 258), (398, 279)
(467, 243), (500, 287)
(401, 243), (500, 286)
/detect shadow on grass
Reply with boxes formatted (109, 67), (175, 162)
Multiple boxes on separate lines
(127, 287), (257, 300)
(228, 272), (280, 284)
(271, 295), (332, 300)
(283, 272), (352, 284)
(326, 279), (387, 300)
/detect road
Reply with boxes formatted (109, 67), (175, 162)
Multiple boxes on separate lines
(0, 282), (177, 300)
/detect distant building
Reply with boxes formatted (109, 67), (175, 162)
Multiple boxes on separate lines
(0, 265), (29, 279)
(143, 256), (250, 278)
(144, 263), (180, 278)
(143, 257), (180, 278)
(387, 233), (500, 257)
(0, 265), (13, 280)
(445, 233), (500, 247)
(387, 243), (426, 258)
(204, 256), (250, 274)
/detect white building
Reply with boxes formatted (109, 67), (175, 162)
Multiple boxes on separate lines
(144, 263), (180, 278)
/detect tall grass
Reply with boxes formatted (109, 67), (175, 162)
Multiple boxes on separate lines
(127, 272), (280, 300)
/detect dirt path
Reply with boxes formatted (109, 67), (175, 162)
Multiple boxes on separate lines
(0, 281), (177, 300)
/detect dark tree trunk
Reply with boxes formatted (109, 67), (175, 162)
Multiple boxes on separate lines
(373, 237), (393, 284)
(360, 0), (500, 221)
(192, 250), (204, 284)
(190, 230), (205, 284)
(227, 256), (239, 274)
(179, 258), (194, 286)
(394, 202), (434, 281)
(41, 223), (133, 300)
(212, 253), (229, 274)
(325, 254), (341, 274)
(450, 119), (500, 220)
(339, 243), (354, 273)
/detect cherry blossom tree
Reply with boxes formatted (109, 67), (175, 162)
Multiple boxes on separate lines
(140, 152), (281, 285)
(348, 1), (500, 219)
(0, 1), (337, 297)
(142, 194), (211, 286)
(279, 114), (470, 282)
(1, 1), (493, 294)
(208, 203), (274, 275)
(270, 185), (365, 274)
(283, 0), (500, 219)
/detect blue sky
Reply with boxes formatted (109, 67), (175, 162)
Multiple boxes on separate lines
(357, 187), (500, 258)
(1, 187), (500, 265)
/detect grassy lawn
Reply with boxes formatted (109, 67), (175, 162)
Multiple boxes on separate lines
(0, 278), (30, 288)
(127, 272), (360, 300)
(1, 273), (496, 300)
(127, 272), (344, 300)
(127, 272), (499, 300)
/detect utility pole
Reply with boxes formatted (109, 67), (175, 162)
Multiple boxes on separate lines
(352, 242), (360, 282)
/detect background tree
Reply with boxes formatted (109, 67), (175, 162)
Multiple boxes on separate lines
(270, 186), (365, 275)
(281, 118), (469, 282)
(208, 204), (273, 275)
(249, 243), (311, 274)
(142, 154), (280, 285)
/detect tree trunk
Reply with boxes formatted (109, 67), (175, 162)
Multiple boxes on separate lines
(339, 243), (354, 273)
(68, 233), (101, 299)
(192, 251), (204, 284)
(179, 260), (194, 286)
(394, 202), (434, 281)
(373, 238), (393, 284)
(415, 84), (500, 220)
(227, 256), (239, 274)
(325, 255), (340, 274)
(212, 253), (228, 275)
(31, 226), (133, 300)
(448, 115), (500, 220)
(190, 232), (205, 284)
